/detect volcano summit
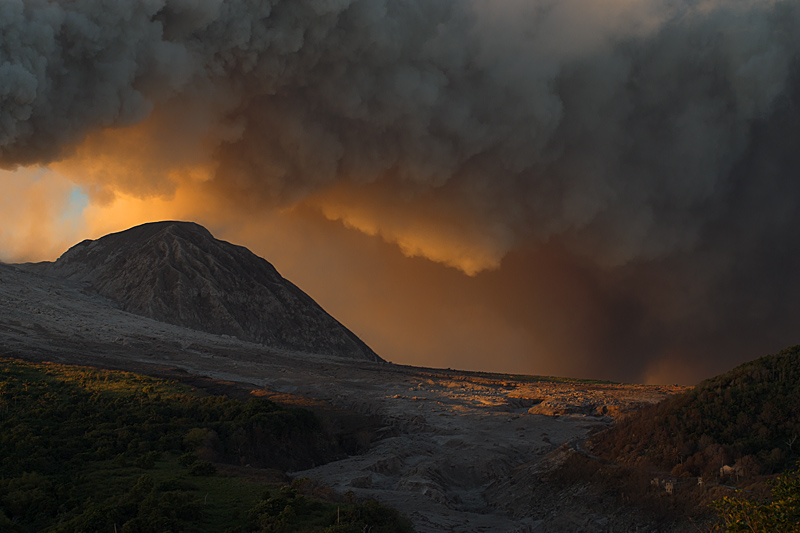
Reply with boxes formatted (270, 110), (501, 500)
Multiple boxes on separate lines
(29, 221), (380, 362)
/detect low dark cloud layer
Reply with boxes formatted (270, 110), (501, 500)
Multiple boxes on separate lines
(3, 0), (800, 382)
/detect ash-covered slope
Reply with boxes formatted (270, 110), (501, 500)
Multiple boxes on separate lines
(37, 221), (381, 362)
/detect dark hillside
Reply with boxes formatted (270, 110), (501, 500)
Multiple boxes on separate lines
(29, 221), (381, 361)
(591, 345), (800, 479)
(512, 346), (800, 531)
(0, 357), (410, 532)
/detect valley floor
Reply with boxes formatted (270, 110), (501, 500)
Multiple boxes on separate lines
(0, 262), (686, 531)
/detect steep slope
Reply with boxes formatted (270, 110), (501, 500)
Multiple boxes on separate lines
(34, 221), (381, 362)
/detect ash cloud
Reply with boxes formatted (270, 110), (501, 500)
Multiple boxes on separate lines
(3, 0), (800, 381)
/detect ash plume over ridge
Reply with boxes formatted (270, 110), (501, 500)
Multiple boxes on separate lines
(3, 0), (800, 381)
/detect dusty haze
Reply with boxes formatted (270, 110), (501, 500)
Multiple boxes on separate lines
(2, 0), (800, 384)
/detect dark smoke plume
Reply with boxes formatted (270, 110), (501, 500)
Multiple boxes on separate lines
(3, 0), (800, 381)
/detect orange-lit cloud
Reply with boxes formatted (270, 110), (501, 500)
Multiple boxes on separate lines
(50, 101), (236, 205)
(0, 168), (86, 263)
(3, 0), (800, 385)
(310, 182), (514, 275)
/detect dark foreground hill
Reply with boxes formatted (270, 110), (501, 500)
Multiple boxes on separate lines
(29, 221), (381, 362)
(483, 346), (800, 532)
(530, 346), (800, 531)
(591, 345), (800, 478)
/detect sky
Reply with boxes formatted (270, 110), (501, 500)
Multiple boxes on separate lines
(2, 0), (800, 385)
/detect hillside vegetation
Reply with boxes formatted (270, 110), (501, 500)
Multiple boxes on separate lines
(0, 357), (412, 532)
(542, 346), (800, 530)
(592, 345), (800, 479)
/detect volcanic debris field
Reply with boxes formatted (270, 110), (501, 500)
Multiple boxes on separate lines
(0, 260), (690, 531)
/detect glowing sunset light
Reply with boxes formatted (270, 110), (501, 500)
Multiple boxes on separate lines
(3, 0), (800, 384)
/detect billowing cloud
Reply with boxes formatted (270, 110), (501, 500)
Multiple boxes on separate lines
(2, 0), (800, 383)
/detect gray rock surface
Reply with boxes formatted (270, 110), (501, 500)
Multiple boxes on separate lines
(25, 221), (380, 362)
(0, 260), (687, 532)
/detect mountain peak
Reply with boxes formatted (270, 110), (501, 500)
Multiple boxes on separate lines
(43, 221), (382, 362)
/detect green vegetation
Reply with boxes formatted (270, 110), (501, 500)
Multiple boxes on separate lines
(0, 357), (412, 532)
(545, 346), (800, 530)
(713, 463), (800, 532)
(242, 483), (413, 533)
(592, 345), (800, 479)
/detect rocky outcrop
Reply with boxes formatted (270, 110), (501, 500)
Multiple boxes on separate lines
(33, 221), (381, 361)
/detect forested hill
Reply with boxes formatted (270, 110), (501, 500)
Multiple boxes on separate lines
(590, 345), (800, 479)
